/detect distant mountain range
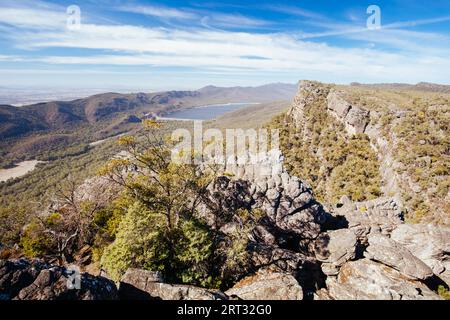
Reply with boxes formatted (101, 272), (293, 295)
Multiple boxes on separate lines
(197, 83), (298, 102)
(0, 83), (298, 140)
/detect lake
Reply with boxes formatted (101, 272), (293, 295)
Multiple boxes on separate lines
(0, 160), (44, 182)
(161, 103), (259, 121)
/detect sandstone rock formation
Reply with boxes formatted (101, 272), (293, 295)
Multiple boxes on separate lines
(327, 89), (370, 134)
(225, 269), (303, 300)
(288, 80), (449, 225)
(365, 233), (434, 280)
(332, 196), (404, 242)
(1, 162), (448, 300)
(391, 224), (450, 285)
(195, 146), (447, 300)
(0, 259), (117, 300)
(314, 229), (357, 276)
(326, 259), (440, 300)
(119, 269), (226, 300)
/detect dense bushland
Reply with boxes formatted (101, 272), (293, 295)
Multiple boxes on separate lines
(4, 121), (263, 290)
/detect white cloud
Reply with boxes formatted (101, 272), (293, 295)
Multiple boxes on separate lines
(0, 55), (24, 62)
(117, 4), (269, 29)
(265, 5), (326, 20)
(0, 7), (66, 28)
(118, 5), (198, 20)
(0, 1), (449, 85)
(12, 26), (446, 84)
(201, 13), (268, 28)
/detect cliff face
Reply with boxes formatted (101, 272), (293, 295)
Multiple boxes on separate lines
(276, 81), (382, 206)
(283, 80), (449, 225)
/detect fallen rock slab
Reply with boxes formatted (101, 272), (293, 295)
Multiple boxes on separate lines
(314, 229), (357, 276)
(366, 233), (434, 280)
(326, 259), (440, 300)
(119, 268), (226, 300)
(391, 224), (450, 285)
(225, 269), (303, 300)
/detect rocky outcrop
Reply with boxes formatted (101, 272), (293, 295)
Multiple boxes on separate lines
(318, 196), (447, 300)
(205, 150), (327, 241)
(196, 147), (447, 300)
(119, 269), (226, 300)
(288, 80), (329, 127)
(326, 259), (440, 300)
(314, 229), (357, 276)
(327, 90), (370, 134)
(0, 259), (117, 300)
(365, 233), (434, 280)
(75, 176), (122, 206)
(225, 269), (303, 300)
(2, 167), (448, 301)
(332, 196), (403, 243)
(391, 224), (450, 285)
(293, 80), (449, 226)
(290, 82), (370, 136)
(198, 149), (329, 283)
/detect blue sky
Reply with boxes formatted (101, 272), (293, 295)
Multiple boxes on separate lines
(0, 0), (449, 91)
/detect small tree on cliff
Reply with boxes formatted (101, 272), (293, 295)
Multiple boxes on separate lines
(99, 120), (219, 285)
(19, 176), (103, 263)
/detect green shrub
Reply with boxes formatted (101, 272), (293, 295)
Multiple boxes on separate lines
(0, 206), (29, 246)
(100, 201), (214, 285)
(438, 285), (450, 300)
(19, 222), (50, 258)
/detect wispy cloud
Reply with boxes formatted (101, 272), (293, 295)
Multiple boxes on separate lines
(201, 12), (268, 28)
(118, 5), (197, 20)
(264, 4), (327, 21)
(5, 22), (448, 84)
(117, 4), (269, 29)
(0, 1), (449, 86)
(0, 6), (66, 28)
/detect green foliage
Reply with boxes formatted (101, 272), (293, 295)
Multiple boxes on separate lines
(438, 285), (450, 300)
(0, 206), (28, 246)
(328, 135), (381, 202)
(100, 202), (164, 281)
(19, 221), (51, 258)
(101, 201), (213, 286)
(390, 103), (449, 223)
(98, 123), (261, 289)
(217, 209), (255, 287)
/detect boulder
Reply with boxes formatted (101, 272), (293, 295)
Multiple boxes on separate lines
(326, 259), (440, 300)
(0, 259), (118, 300)
(119, 268), (226, 300)
(119, 268), (164, 299)
(365, 233), (434, 280)
(225, 269), (303, 300)
(344, 107), (370, 134)
(327, 90), (352, 119)
(138, 283), (226, 300)
(313, 288), (333, 300)
(314, 229), (357, 276)
(326, 89), (370, 134)
(75, 176), (122, 206)
(391, 224), (450, 285)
